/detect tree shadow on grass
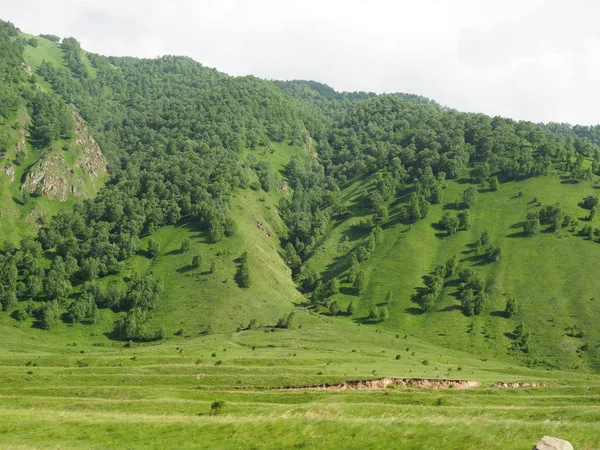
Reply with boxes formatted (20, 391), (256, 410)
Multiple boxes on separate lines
(176, 265), (195, 274)
(443, 202), (464, 211)
(456, 178), (472, 185)
(12, 196), (24, 206)
(473, 258), (494, 267)
(444, 279), (461, 288)
(437, 304), (461, 313)
(490, 310), (507, 318)
(322, 253), (353, 285)
(459, 254), (485, 263)
(136, 250), (153, 259)
(340, 224), (370, 243)
(390, 186), (414, 208)
(430, 222), (445, 231)
(352, 316), (383, 325)
(383, 211), (412, 230)
(404, 307), (424, 315)
(294, 299), (312, 308)
(339, 286), (356, 296)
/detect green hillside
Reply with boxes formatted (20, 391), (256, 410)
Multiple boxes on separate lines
(0, 23), (107, 245)
(1, 18), (600, 448)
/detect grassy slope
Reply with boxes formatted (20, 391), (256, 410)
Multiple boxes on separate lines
(307, 174), (600, 371)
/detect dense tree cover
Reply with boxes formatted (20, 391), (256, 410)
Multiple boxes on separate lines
(29, 90), (73, 146)
(0, 21), (75, 148)
(546, 122), (600, 158)
(60, 37), (88, 79)
(38, 34), (60, 42)
(275, 80), (440, 143)
(315, 95), (568, 185)
(0, 21), (26, 118)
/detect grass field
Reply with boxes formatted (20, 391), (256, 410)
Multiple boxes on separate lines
(0, 320), (599, 449)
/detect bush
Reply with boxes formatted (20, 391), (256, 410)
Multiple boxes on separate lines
(485, 244), (501, 262)
(505, 298), (518, 318)
(346, 301), (356, 316)
(581, 194), (599, 210)
(180, 238), (191, 253)
(329, 300), (341, 316)
(276, 312), (295, 329)
(210, 401), (225, 414)
(147, 239), (160, 258)
(12, 308), (29, 322)
(368, 305), (379, 320)
(236, 252), (250, 288)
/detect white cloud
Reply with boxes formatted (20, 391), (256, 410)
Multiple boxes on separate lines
(2, 0), (600, 124)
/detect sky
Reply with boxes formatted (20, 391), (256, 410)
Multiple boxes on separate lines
(2, 0), (600, 125)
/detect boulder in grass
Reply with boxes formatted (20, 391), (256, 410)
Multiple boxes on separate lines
(533, 436), (573, 450)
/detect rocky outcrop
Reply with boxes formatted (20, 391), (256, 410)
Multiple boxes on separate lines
(276, 378), (480, 391)
(72, 110), (106, 178)
(493, 382), (548, 388)
(533, 436), (573, 450)
(21, 110), (107, 201)
(15, 128), (28, 154)
(3, 164), (15, 182)
(22, 152), (71, 200)
(256, 220), (272, 238)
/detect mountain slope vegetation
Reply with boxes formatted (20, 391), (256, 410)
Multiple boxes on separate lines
(1, 18), (600, 448)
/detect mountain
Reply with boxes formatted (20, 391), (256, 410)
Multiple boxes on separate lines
(0, 19), (599, 449)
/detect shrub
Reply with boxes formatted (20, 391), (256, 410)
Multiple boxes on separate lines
(210, 401), (225, 414)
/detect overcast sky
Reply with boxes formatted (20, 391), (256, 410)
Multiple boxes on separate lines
(2, 0), (599, 125)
